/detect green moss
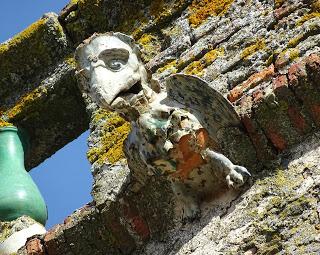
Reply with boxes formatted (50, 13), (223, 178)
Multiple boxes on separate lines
(87, 109), (130, 165)
(0, 18), (47, 79)
(241, 39), (266, 59)
(188, 0), (234, 27)
(279, 196), (314, 219)
(149, 0), (165, 17)
(78, 0), (108, 32)
(265, 54), (274, 66)
(146, 0), (189, 34)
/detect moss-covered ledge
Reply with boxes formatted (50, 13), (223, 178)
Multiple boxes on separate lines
(0, 13), (89, 170)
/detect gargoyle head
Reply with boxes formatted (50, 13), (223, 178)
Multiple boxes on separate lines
(75, 32), (155, 118)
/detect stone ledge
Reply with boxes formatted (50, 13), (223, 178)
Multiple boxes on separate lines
(0, 13), (89, 170)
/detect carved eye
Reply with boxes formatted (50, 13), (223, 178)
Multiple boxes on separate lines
(107, 59), (125, 71)
(98, 48), (130, 72)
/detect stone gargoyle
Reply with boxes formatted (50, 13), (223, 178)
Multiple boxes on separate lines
(75, 32), (251, 219)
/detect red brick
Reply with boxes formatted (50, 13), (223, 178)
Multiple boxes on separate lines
(288, 106), (307, 133)
(26, 238), (45, 255)
(228, 65), (275, 102)
(288, 62), (307, 88)
(122, 202), (150, 241)
(310, 104), (320, 126)
(266, 126), (287, 151)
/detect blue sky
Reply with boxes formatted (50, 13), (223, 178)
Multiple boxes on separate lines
(0, 0), (93, 229)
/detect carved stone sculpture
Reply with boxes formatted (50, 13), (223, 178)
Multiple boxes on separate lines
(75, 32), (251, 219)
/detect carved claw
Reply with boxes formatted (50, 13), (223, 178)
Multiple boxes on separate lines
(226, 165), (251, 188)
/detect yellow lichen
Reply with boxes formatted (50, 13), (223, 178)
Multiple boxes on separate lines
(188, 0), (234, 27)
(87, 110), (130, 165)
(276, 48), (300, 66)
(65, 56), (77, 68)
(0, 18), (46, 55)
(274, 0), (285, 8)
(288, 48), (300, 61)
(202, 48), (225, 64)
(241, 39), (266, 59)
(137, 33), (162, 62)
(296, 0), (320, 26)
(296, 12), (320, 26)
(150, 0), (165, 17)
(5, 87), (47, 121)
(287, 34), (304, 48)
(157, 60), (178, 74)
(184, 60), (204, 76)
(0, 119), (13, 128)
(183, 48), (224, 75)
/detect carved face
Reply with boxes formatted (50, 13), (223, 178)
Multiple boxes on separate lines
(76, 33), (150, 111)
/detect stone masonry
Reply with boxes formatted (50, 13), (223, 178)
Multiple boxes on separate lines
(0, 0), (320, 254)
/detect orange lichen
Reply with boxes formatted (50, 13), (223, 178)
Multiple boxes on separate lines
(171, 128), (209, 180)
(266, 126), (287, 151)
(228, 64), (275, 102)
(188, 0), (234, 27)
(287, 106), (307, 134)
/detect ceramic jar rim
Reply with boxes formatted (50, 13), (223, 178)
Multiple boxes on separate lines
(0, 126), (18, 132)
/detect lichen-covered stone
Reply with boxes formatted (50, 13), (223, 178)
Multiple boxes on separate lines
(0, 13), (71, 110)
(60, 0), (192, 45)
(6, 0), (320, 254)
(0, 13), (89, 170)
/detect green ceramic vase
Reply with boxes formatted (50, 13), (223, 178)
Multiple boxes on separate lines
(0, 126), (47, 225)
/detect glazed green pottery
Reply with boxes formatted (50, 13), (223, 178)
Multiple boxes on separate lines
(0, 126), (47, 225)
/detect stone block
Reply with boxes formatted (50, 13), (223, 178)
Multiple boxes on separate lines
(0, 14), (89, 170)
(59, 0), (192, 45)
(0, 13), (71, 110)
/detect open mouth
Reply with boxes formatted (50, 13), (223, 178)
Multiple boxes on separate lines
(110, 81), (143, 106)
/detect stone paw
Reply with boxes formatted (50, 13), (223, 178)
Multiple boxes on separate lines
(226, 165), (251, 188)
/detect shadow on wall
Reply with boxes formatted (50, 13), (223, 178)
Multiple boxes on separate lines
(30, 130), (93, 229)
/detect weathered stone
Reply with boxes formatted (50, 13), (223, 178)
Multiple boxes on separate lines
(4, 0), (320, 254)
(26, 238), (45, 255)
(0, 13), (89, 170)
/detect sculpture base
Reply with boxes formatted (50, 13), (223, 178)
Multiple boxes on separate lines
(0, 216), (46, 255)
